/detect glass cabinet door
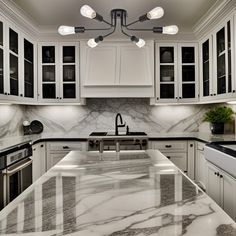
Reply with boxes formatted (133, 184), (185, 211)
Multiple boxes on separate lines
(0, 21), (3, 95)
(202, 39), (210, 97)
(9, 28), (19, 96)
(42, 46), (56, 99)
(180, 46), (196, 99)
(62, 46), (76, 99)
(24, 39), (34, 98)
(159, 47), (175, 99)
(227, 21), (232, 93)
(216, 27), (226, 94)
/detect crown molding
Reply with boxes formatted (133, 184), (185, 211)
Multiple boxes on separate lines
(0, 0), (40, 38)
(193, 0), (236, 40)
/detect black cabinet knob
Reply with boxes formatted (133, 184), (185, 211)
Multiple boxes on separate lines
(233, 90), (236, 93)
(8, 93), (10, 95)
(179, 97), (182, 99)
(63, 146), (69, 149)
(156, 97), (159, 100)
(56, 97), (59, 99)
(167, 156), (171, 159)
(175, 97), (178, 99)
(220, 174), (223, 178)
(20, 94), (23, 97)
(60, 97), (62, 99)
(190, 144), (193, 147)
(4, 92), (7, 95)
(210, 94), (213, 96)
(165, 145), (172, 148)
(40, 144), (44, 148)
(214, 94), (216, 96)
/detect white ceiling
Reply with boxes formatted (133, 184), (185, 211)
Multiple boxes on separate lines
(10, 0), (219, 38)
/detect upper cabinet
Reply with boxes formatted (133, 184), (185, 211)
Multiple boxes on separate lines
(38, 42), (80, 103)
(155, 43), (198, 103)
(200, 17), (235, 102)
(0, 15), (37, 102)
(80, 41), (154, 98)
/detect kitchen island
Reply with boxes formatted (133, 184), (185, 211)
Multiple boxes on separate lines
(0, 150), (235, 235)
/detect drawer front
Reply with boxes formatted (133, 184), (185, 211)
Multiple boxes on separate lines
(164, 152), (187, 172)
(48, 142), (87, 152)
(152, 141), (187, 152)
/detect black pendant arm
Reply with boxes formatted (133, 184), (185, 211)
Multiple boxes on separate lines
(121, 25), (132, 38)
(125, 19), (141, 27)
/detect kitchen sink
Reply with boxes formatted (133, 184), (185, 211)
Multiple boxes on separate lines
(205, 141), (236, 178)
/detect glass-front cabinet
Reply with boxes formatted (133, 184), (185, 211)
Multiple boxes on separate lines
(38, 42), (79, 102)
(9, 28), (19, 96)
(156, 43), (198, 103)
(200, 18), (234, 101)
(178, 44), (198, 100)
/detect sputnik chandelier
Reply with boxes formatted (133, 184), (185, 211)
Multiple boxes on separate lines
(58, 5), (179, 48)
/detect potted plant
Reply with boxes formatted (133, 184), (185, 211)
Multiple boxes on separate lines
(203, 106), (234, 134)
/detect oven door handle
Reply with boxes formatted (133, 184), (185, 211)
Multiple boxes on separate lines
(2, 158), (32, 175)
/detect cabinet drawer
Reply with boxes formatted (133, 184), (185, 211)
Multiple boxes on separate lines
(164, 153), (187, 172)
(48, 142), (87, 152)
(152, 141), (187, 152)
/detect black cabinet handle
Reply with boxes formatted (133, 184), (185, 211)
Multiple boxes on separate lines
(220, 174), (223, 178)
(20, 94), (23, 97)
(40, 144), (44, 148)
(4, 92), (7, 95)
(179, 97), (182, 99)
(165, 145), (172, 148)
(233, 90), (236, 93)
(56, 97), (59, 99)
(33, 148), (36, 151)
(166, 156), (171, 159)
(210, 94), (213, 96)
(175, 97), (178, 99)
(156, 97), (159, 100)
(190, 144), (193, 147)
(8, 93), (10, 95)
(60, 97), (62, 99)
(214, 94), (216, 96)
(63, 146), (69, 149)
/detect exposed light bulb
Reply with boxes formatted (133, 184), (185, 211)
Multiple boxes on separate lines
(163, 25), (179, 35)
(147, 7), (164, 20)
(136, 38), (146, 48)
(87, 38), (98, 48)
(58, 25), (75, 35)
(80, 5), (96, 19)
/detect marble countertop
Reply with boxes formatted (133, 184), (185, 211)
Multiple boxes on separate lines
(1, 132), (236, 154)
(0, 150), (235, 235)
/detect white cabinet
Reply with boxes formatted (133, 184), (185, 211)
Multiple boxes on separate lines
(80, 41), (154, 97)
(155, 43), (198, 103)
(200, 17), (235, 102)
(46, 141), (87, 170)
(0, 15), (37, 102)
(195, 142), (207, 190)
(38, 42), (80, 103)
(206, 161), (236, 220)
(32, 142), (46, 182)
(149, 140), (195, 177)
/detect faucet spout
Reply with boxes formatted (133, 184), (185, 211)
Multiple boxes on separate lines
(115, 113), (126, 135)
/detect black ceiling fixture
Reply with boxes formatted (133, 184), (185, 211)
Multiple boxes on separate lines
(58, 5), (178, 48)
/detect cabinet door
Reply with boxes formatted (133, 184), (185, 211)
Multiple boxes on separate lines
(178, 43), (198, 102)
(156, 44), (178, 102)
(221, 171), (236, 220)
(23, 38), (35, 99)
(163, 152), (187, 172)
(48, 152), (68, 170)
(81, 43), (118, 86)
(213, 20), (233, 97)
(32, 143), (46, 182)
(200, 36), (214, 100)
(59, 43), (79, 102)
(119, 43), (154, 86)
(206, 163), (221, 205)
(38, 43), (60, 102)
(195, 149), (207, 189)
(0, 20), (4, 96)
(8, 27), (19, 97)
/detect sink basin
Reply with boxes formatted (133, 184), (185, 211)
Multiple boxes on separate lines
(205, 142), (236, 178)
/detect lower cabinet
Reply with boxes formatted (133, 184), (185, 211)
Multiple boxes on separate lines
(46, 141), (87, 170)
(206, 162), (236, 220)
(148, 140), (195, 178)
(195, 142), (207, 190)
(32, 142), (46, 182)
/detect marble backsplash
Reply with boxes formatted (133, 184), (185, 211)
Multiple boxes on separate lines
(0, 99), (235, 139)
(0, 105), (26, 139)
(24, 99), (215, 136)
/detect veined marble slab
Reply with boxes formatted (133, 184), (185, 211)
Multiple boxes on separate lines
(0, 150), (235, 236)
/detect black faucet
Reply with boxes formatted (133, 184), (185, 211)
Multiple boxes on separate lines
(115, 113), (126, 135)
